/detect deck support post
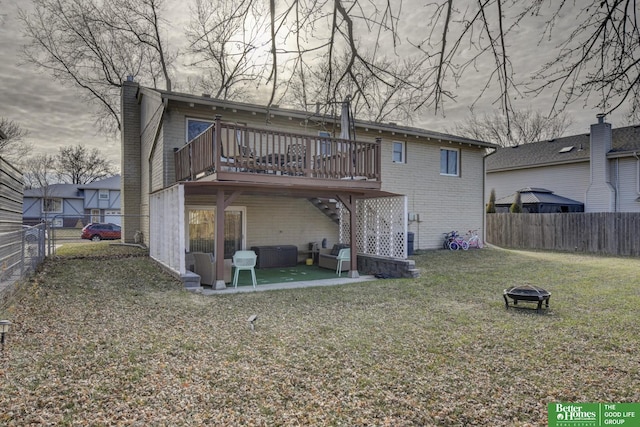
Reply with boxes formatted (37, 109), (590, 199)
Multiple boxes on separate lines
(337, 194), (360, 278)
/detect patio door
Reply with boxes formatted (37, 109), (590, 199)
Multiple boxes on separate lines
(187, 207), (245, 258)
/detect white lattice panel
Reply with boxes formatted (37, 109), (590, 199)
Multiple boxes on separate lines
(150, 184), (186, 274)
(339, 196), (407, 259)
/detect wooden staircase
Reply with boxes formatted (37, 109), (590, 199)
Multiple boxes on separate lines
(308, 198), (340, 223)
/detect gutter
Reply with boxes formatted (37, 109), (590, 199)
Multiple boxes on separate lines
(635, 151), (640, 196)
(482, 147), (498, 244)
(155, 87), (497, 150)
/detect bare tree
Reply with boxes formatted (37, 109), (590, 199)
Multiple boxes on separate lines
(411, 0), (640, 124)
(19, 0), (639, 134)
(185, 0), (271, 101)
(22, 154), (60, 227)
(20, 0), (175, 133)
(0, 117), (32, 164)
(528, 0), (640, 122)
(22, 153), (57, 189)
(283, 51), (432, 125)
(188, 0), (638, 126)
(56, 145), (115, 184)
(451, 109), (573, 147)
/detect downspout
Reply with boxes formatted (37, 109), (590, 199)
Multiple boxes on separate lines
(615, 158), (619, 212)
(483, 147), (498, 245)
(635, 152), (640, 196)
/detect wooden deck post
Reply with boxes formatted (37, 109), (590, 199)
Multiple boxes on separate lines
(337, 194), (359, 278)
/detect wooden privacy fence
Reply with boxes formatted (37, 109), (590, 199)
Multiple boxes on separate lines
(486, 213), (640, 256)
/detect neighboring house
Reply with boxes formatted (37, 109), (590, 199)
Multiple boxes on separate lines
(120, 81), (496, 289)
(23, 175), (121, 227)
(494, 187), (584, 213)
(486, 115), (640, 213)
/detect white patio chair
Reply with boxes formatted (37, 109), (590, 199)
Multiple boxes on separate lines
(336, 248), (350, 277)
(232, 250), (258, 288)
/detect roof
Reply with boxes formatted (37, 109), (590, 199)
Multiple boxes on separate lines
(78, 175), (120, 189)
(24, 183), (82, 199)
(486, 124), (640, 172)
(24, 175), (121, 198)
(495, 188), (583, 206)
(138, 86), (498, 150)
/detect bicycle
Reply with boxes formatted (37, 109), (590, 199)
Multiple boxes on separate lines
(465, 229), (484, 249)
(442, 231), (455, 249)
(446, 231), (469, 251)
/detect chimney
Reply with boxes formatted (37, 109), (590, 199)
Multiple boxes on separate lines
(585, 114), (615, 212)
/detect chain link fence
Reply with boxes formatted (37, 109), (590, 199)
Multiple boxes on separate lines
(0, 224), (48, 295)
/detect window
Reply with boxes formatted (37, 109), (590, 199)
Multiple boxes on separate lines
(392, 141), (405, 163)
(186, 118), (215, 142)
(42, 198), (62, 213)
(91, 209), (100, 223)
(440, 148), (459, 176)
(318, 131), (332, 156)
(99, 189), (109, 200)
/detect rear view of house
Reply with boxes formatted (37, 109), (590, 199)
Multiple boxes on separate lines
(121, 80), (494, 289)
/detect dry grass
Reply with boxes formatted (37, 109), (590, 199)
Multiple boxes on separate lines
(0, 245), (638, 426)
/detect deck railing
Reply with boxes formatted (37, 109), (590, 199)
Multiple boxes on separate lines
(174, 115), (381, 182)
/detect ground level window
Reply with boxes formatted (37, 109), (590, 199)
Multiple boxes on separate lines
(440, 148), (459, 176)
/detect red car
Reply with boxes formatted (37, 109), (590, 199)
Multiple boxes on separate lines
(81, 223), (121, 241)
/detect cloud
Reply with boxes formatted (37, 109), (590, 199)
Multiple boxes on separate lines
(0, 0), (634, 167)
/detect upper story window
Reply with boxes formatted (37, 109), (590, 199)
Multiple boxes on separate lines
(318, 131), (332, 156)
(186, 118), (214, 142)
(42, 198), (62, 213)
(440, 148), (459, 176)
(392, 141), (405, 163)
(99, 189), (109, 200)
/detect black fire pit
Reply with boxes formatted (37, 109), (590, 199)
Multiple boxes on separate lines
(503, 285), (551, 313)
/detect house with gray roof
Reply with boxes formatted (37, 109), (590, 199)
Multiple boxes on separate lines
(486, 115), (640, 213)
(120, 81), (497, 289)
(23, 175), (121, 227)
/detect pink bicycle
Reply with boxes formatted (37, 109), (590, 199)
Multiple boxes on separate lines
(465, 229), (484, 249)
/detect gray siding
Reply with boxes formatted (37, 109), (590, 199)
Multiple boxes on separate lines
(121, 81), (143, 242)
(487, 162), (590, 204)
(615, 157), (640, 212)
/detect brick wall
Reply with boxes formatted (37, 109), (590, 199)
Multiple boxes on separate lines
(120, 81), (142, 242)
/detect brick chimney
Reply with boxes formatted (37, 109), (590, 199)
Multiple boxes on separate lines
(584, 114), (615, 212)
(120, 79), (142, 242)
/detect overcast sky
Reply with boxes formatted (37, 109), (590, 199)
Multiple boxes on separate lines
(0, 0), (635, 171)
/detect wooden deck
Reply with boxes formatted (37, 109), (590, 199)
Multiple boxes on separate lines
(174, 116), (381, 189)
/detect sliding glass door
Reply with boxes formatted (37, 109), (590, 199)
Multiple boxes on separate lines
(187, 207), (245, 258)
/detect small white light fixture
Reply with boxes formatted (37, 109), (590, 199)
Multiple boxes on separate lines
(247, 314), (258, 332)
(0, 320), (11, 351)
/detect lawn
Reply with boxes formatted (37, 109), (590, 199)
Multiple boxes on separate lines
(0, 244), (638, 426)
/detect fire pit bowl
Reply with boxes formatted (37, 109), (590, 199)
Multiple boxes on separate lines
(503, 285), (550, 313)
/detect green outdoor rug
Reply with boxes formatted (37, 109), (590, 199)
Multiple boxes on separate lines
(233, 264), (339, 287)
